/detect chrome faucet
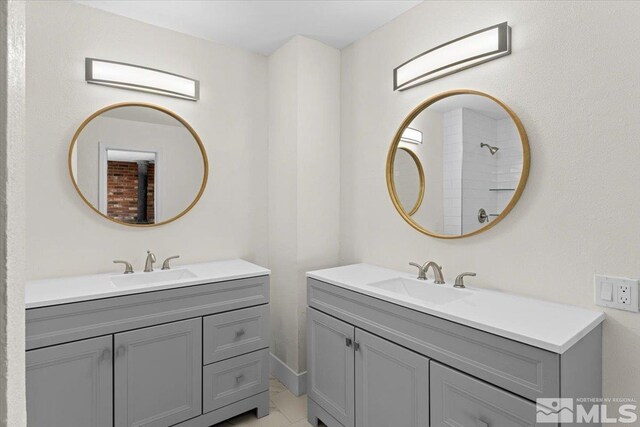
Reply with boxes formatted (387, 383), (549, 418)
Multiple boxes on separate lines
(409, 261), (445, 284)
(144, 250), (156, 272)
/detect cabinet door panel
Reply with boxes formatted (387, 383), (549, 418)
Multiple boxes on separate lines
(115, 318), (202, 427)
(26, 335), (112, 427)
(307, 308), (355, 427)
(355, 329), (429, 427)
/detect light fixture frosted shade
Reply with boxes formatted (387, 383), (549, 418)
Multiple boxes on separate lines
(400, 127), (423, 144)
(394, 22), (511, 91)
(85, 58), (199, 101)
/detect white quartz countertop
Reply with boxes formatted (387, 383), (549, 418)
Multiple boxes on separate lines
(26, 259), (270, 309)
(307, 263), (605, 354)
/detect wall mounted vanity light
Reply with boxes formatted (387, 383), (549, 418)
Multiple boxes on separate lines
(85, 58), (200, 101)
(400, 127), (423, 144)
(393, 22), (511, 91)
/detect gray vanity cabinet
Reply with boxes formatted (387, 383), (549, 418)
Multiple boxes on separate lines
(26, 275), (271, 427)
(114, 318), (202, 427)
(308, 277), (601, 427)
(26, 335), (113, 427)
(308, 308), (355, 427)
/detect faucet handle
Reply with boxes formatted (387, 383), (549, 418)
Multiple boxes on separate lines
(162, 255), (180, 270)
(454, 272), (476, 288)
(409, 262), (426, 280)
(113, 260), (134, 274)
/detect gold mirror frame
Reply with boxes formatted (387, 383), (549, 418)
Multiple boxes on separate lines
(386, 89), (530, 239)
(68, 102), (209, 227)
(396, 147), (425, 216)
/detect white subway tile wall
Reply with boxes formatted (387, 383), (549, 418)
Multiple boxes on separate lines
(461, 108), (497, 234)
(495, 118), (523, 211)
(442, 109), (463, 235)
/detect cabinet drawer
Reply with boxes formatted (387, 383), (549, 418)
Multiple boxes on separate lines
(203, 305), (269, 364)
(431, 362), (550, 427)
(203, 348), (269, 413)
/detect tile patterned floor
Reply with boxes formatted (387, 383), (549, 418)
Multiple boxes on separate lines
(213, 378), (313, 427)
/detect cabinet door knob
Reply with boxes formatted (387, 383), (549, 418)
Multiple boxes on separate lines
(100, 348), (111, 362)
(345, 337), (352, 347)
(235, 373), (245, 384)
(116, 345), (126, 358)
(354, 342), (360, 351)
(236, 328), (246, 337)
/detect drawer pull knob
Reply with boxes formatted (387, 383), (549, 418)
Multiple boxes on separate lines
(235, 373), (245, 383)
(236, 329), (246, 338)
(345, 338), (352, 347)
(477, 420), (489, 427)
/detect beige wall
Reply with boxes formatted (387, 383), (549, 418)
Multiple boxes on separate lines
(340, 0), (640, 403)
(26, 1), (269, 279)
(0, 1), (26, 426)
(268, 36), (340, 374)
(268, 37), (300, 372)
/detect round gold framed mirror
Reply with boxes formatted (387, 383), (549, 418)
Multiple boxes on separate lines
(386, 89), (530, 239)
(393, 147), (425, 216)
(69, 102), (208, 227)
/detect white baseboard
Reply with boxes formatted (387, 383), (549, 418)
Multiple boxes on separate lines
(270, 352), (307, 396)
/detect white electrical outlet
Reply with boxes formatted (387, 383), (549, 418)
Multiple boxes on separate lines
(595, 275), (639, 312)
(618, 283), (632, 305)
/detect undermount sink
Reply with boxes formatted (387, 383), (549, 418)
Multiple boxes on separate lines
(110, 268), (197, 288)
(367, 277), (472, 305)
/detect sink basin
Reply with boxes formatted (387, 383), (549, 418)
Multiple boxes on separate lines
(367, 277), (472, 305)
(110, 268), (197, 288)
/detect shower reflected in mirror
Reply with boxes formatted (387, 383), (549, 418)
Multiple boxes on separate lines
(480, 142), (499, 155)
(387, 90), (530, 238)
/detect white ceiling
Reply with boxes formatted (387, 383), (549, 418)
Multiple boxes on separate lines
(75, 0), (422, 55)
